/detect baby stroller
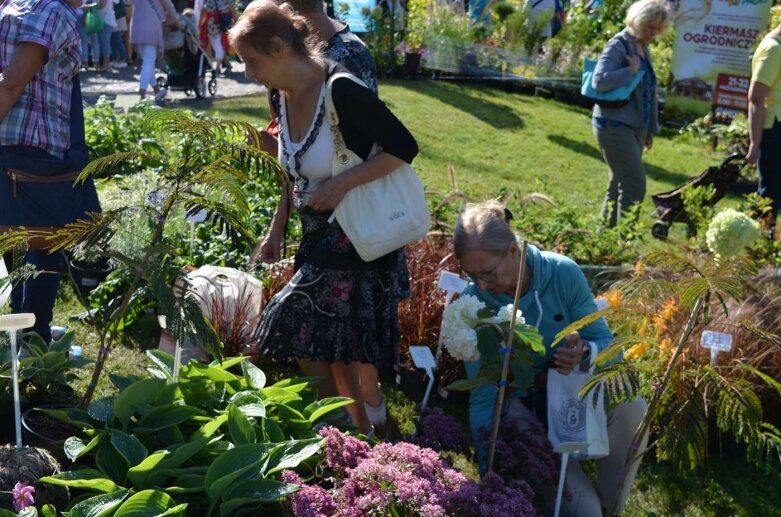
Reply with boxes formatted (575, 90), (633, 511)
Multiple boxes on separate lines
(650, 153), (746, 240)
(157, 16), (217, 99)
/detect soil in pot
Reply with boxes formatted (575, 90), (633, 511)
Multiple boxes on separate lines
(22, 407), (81, 465)
(26, 384), (76, 408)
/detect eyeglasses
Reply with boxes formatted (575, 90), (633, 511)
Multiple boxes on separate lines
(465, 252), (507, 283)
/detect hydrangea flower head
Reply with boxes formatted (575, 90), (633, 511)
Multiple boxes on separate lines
(705, 209), (760, 257)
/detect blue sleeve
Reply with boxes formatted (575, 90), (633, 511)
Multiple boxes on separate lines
(560, 261), (613, 352)
(466, 359), (496, 473)
(592, 35), (633, 93)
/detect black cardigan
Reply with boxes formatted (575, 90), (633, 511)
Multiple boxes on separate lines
(270, 61), (419, 164)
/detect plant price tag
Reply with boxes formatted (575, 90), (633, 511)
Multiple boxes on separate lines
(408, 346), (437, 370)
(437, 271), (467, 294)
(185, 208), (208, 223)
(700, 330), (733, 352)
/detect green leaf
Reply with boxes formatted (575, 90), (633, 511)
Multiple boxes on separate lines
(145, 350), (174, 378)
(66, 489), (130, 517)
(263, 438), (324, 476)
(190, 414), (228, 440)
(305, 397), (353, 423)
(228, 404), (256, 445)
(39, 470), (120, 493)
(261, 418), (285, 443)
(269, 377), (317, 392)
(514, 324), (545, 353)
(204, 443), (275, 504)
(41, 504), (57, 517)
(40, 407), (95, 430)
(210, 356), (247, 371)
(113, 378), (167, 428)
(259, 387), (303, 405)
(110, 429), (149, 467)
(228, 392), (266, 418)
(96, 435), (130, 485)
(164, 474), (207, 494)
(147, 437), (210, 485)
(88, 397), (115, 423)
(127, 451), (170, 489)
(446, 377), (494, 391)
(113, 490), (184, 517)
(219, 480), (299, 516)
(65, 434), (103, 462)
(136, 405), (201, 431)
(242, 361), (266, 389)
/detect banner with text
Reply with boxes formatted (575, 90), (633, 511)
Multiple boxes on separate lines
(669, 0), (772, 114)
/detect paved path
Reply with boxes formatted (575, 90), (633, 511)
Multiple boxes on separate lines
(80, 61), (265, 107)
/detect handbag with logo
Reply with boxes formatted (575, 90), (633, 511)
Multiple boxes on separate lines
(546, 341), (610, 460)
(324, 73), (430, 262)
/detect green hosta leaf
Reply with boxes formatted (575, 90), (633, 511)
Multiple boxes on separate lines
(269, 377), (318, 392)
(65, 434), (102, 462)
(0, 510), (17, 517)
(41, 407), (95, 430)
(229, 392), (266, 418)
(219, 480), (299, 516)
(263, 438), (324, 476)
(305, 397), (353, 423)
(113, 489), (184, 517)
(210, 356), (246, 371)
(204, 443), (276, 503)
(40, 504), (57, 517)
(88, 397), (115, 424)
(113, 378), (167, 429)
(191, 414), (228, 440)
(147, 437), (210, 485)
(145, 350), (174, 378)
(183, 362), (238, 384)
(96, 436), (130, 485)
(242, 361), (266, 390)
(39, 469), (120, 492)
(136, 405), (201, 431)
(110, 429), (148, 467)
(261, 418), (285, 443)
(65, 489), (130, 517)
(165, 474), (206, 494)
(228, 404), (256, 445)
(259, 387), (303, 405)
(127, 451), (170, 489)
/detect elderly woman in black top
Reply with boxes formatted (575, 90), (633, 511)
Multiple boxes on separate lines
(228, 0), (418, 435)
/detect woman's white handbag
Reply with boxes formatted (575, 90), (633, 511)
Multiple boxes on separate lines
(324, 73), (430, 262)
(547, 342), (610, 460)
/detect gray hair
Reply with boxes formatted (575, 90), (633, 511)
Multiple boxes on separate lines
(625, 0), (671, 34)
(454, 201), (515, 258)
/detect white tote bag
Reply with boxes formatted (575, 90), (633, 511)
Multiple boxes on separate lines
(547, 342), (609, 460)
(324, 73), (430, 262)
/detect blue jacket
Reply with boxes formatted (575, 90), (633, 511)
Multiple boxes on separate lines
(464, 244), (614, 469)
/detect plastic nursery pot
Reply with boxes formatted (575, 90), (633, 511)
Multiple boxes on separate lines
(26, 384), (76, 409)
(22, 405), (81, 465)
(395, 364), (430, 398)
(69, 256), (113, 299)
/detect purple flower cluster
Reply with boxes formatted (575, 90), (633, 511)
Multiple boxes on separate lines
(480, 419), (560, 509)
(285, 427), (473, 517)
(405, 407), (471, 454)
(448, 472), (538, 517)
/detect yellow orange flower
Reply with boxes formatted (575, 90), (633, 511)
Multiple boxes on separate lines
(660, 299), (678, 321)
(637, 317), (651, 337)
(658, 337), (674, 359)
(634, 260), (646, 277)
(604, 289), (622, 308)
(625, 341), (651, 361)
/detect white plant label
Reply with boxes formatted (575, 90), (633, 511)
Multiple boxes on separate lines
(700, 330), (733, 352)
(408, 346), (437, 370)
(185, 208), (208, 223)
(437, 271), (467, 294)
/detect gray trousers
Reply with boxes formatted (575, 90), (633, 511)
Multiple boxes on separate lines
(505, 396), (649, 516)
(593, 124), (647, 226)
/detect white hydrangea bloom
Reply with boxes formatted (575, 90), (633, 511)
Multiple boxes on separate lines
(705, 209), (761, 258)
(495, 304), (525, 325)
(441, 295), (485, 361)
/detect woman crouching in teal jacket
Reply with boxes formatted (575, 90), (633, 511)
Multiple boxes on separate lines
(454, 201), (647, 516)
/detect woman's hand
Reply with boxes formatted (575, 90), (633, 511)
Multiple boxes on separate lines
(626, 54), (641, 75)
(746, 143), (759, 164)
(250, 232), (283, 265)
(307, 176), (350, 212)
(645, 133), (653, 151)
(553, 332), (586, 375)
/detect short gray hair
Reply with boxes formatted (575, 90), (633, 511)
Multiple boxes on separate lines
(625, 0), (671, 34)
(454, 201), (515, 258)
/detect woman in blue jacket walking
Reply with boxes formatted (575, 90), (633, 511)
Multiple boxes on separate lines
(454, 201), (647, 516)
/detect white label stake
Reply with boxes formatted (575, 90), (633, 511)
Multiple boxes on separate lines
(700, 330), (733, 366)
(408, 346), (436, 413)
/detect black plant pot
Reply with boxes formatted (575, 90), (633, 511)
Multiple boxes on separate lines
(27, 384), (76, 409)
(22, 405), (81, 465)
(69, 257), (113, 299)
(403, 52), (422, 76)
(395, 365), (430, 400)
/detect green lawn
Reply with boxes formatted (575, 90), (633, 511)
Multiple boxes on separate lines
(197, 79), (725, 245)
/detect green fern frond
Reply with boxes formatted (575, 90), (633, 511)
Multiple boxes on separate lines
(736, 322), (781, 352)
(736, 364), (781, 399)
(746, 422), (781, 469)
(615, 277), (676, 305)
(0, 229), (31, 254)
(78, 152), (151, 183)
(581, 362), (642, 406)
(551, 308), (610, 347)
(655, 390), (708, 470)
(180, 195), (254, 242)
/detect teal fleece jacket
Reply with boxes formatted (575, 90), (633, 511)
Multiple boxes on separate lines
(463, 244), (614, 469)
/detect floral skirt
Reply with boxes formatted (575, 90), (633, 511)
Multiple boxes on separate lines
(255, 206), (408, 366)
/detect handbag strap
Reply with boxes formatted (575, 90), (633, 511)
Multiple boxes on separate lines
(324, 72), (369, 171)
